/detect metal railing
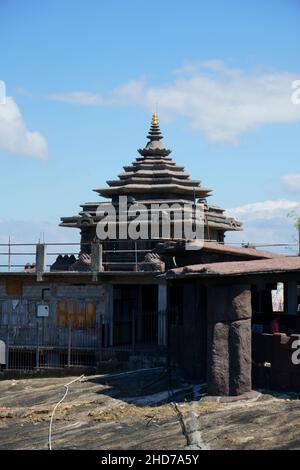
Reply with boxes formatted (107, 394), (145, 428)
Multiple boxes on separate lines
(0, 239), (298, 273)
(0, 241), (157, 273)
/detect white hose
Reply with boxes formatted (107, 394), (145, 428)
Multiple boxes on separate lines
(48, 374), (85, 450)
(48, 367), (163, 450)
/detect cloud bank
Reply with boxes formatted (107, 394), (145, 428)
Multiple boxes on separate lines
(0, 97), (47, 159)
(51, 61), (300, 143)
(106, 61), (300, 143)
(226, 199), (300, 253)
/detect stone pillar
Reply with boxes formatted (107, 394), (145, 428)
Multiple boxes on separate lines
(158, 283), (167, 345)
(91, 242), (103, 281)
(36, 244), (47, 282)
(207, 283), (252, 396)
(0, 340), (6, 366)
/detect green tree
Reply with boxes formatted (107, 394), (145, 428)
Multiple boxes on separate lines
(287, 211), (300, 255)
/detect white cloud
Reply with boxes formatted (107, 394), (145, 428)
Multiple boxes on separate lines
(49, 91), (102, 105)
(107, 61), (300, 143)
(46, 61), (300, 143)
(226, 199), (300, 253)
(282, 173), (300, 193)
(108, 79), (147, 106)
(0, 97), (47, 159)
(227, 199), (300, 221)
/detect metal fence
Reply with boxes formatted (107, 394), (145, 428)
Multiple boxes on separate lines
(0, 323), (100, 370)
(0, 316), (166, 371)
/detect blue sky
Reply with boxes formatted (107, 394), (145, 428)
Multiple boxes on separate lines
(0, 0), (300, 253)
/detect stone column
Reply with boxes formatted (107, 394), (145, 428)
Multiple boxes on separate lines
(36, 244), (47, 282)
(0, 340), (6, 366)
(158, 283), (167, 345)
(91, 242), (103, 281)
(207, 283), (252, 396)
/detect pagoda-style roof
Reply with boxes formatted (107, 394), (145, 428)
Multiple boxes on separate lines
(94, 114), (212, 200)
(60, 114), (242, 237)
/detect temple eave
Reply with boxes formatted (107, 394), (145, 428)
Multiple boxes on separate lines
(138, 148), (171, 157)
(59, 216), (242, 232)
(117, 170), (191, 178)
(107, 178), (202, 187)
(93, 185), (212, 196)
(206, 221), (243, 231)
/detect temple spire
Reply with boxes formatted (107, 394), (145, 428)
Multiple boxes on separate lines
(138, 113), (171, 157)
(147, 112), (163, 141)
(152, 112), (158, 126)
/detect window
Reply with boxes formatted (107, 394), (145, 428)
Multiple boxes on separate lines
(5, 279), (22, 296)
(57, 300), (96, 328)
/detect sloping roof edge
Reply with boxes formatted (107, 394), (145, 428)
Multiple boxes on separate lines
(165, 256), (300, 279)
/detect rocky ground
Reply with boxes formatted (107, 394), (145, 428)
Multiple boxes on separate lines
(0, 368), (300, 450)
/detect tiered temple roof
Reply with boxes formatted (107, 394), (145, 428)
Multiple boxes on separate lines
(60, 114), (242, 238)
(94, 114), (211, 200)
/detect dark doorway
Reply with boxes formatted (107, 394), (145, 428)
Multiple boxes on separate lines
(113, 285), (138, 345)
(113, 285), (158, 346)
(140, 285), (158, 344)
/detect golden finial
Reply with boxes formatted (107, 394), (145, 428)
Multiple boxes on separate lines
(151, 112), (159, 126)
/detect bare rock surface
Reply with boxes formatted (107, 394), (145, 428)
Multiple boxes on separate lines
(0, 371), (300, 450)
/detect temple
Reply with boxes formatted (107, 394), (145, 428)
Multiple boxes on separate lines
(59, 114), (242, 270)
(1, 114), (300, 398)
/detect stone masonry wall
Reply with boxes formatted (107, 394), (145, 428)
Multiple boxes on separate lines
(0, 280), (110, 328)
